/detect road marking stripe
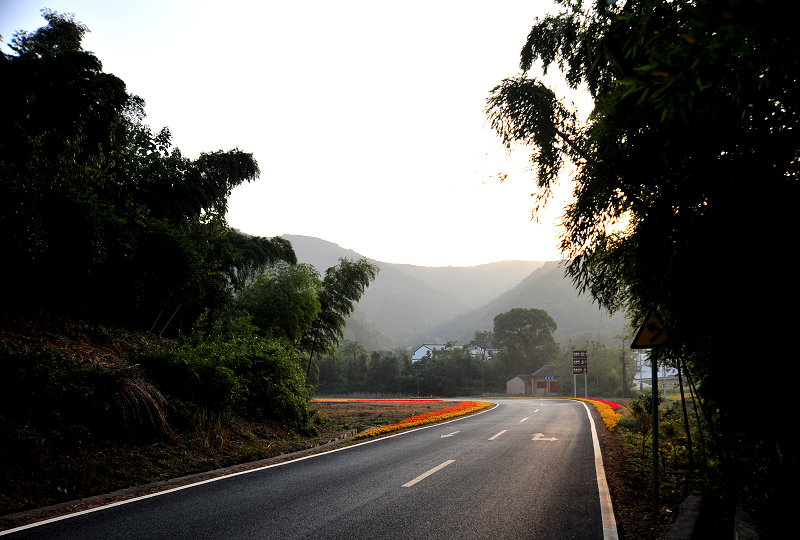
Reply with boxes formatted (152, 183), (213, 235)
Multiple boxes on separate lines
(402, 460), (455, 487)
(519, 417), (529, 422)
(488, 430), (507, 440)
(440, 431), (460, 438)
(534, 408), (540, 413)
(580, 401), (619, 540)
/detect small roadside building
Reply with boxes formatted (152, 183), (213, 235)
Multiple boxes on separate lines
(506, 365), (560, 395)
(506, 374), (532, 395)
(531, 365), (559, 395)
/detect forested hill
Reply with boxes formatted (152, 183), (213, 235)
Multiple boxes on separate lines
(421, 261), (625, 346)
(280, 235), (622, 348)
(281, 235), (542, 347)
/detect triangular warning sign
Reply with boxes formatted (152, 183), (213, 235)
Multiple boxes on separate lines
(631, 311), (667, 349)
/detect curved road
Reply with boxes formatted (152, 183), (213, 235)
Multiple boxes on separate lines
(3, 399), (617, 539)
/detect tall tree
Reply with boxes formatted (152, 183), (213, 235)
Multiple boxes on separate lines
(301, 258), (379, 381)
(493, 308), (558, 375)
(486, 0), (797, 530)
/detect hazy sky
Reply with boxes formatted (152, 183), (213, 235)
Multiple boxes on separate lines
(2, 0), (591, 267)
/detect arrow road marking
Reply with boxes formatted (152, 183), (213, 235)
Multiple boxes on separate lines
(519, 417), (529, 423)
(488, 430), (507, 441)
(402, 460), (455, 487)
(532, 433), (558, 441)
(440, 431), (460, 438)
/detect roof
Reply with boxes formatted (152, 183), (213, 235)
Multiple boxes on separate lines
(531, 365), (559, 378)
(512, 374), (532, 383)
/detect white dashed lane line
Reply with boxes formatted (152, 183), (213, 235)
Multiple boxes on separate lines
(402, 460), (456, 487)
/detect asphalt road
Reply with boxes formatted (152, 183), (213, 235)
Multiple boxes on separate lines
(3, 399), (617, 539)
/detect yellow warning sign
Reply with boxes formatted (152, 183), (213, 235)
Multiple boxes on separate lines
(631, 311), (667, 349)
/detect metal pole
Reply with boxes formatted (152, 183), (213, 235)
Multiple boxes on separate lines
(677, 362), (694, 468)
(651, 353), (659, 515)
(584, 373), (588, 398)
(574, 374), (577, 398)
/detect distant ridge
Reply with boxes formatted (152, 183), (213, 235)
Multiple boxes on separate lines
(420, 261), (624, 346)
(279, 235), (624, 349)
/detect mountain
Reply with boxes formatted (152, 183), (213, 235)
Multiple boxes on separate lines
(281, 235), (542, 347)
(419, 261), (625, 346)
(391, 261), (544, 310)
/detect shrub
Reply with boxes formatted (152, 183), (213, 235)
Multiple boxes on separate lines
(140, 314), (314, 429)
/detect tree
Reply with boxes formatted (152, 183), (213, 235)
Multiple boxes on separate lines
(301, 258), (379, 380)
(235, 262), (321, 343)
(0, 10), (291, 330)
(493, 308), (558, 376)
(486, 0), (798, 530)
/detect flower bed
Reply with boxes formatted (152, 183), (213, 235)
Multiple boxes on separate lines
(313, 399), (443, 403)
(354, 400), (493, 439)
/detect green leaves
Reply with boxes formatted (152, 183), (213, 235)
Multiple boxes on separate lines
(236, 262), (322, 343)
(300, 258), (379, 379)
(493, 308), (559, 375)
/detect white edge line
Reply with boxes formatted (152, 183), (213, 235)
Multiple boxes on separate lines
(488, 430), (507, 441)
(579, 401), (619, 540)
(1, 403), (499, 536)
(402, 460), (455, 487)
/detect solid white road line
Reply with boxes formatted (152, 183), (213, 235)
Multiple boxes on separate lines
(519, 417), (529, 422)
(488, 430), (507, 440)
(580, 401), (619, 540)
(402, 460), (456, 487)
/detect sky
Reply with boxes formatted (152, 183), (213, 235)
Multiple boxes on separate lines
(2, 0), (592, 267)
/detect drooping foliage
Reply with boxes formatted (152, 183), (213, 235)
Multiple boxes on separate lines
(235, 262), (322, 343)
(0, 10), (293, 331)
(486, 0), (798, 530)
(300, 258), (380, 379)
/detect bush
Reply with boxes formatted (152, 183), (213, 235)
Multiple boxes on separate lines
(139, 314), (314, 429)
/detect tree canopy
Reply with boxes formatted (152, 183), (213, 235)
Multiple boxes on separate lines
(486, 0), (797, 531)
(0, 10), (293, 330)
(493, 308), (558, 375)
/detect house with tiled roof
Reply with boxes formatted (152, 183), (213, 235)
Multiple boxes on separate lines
(507, 365), (560, 395)
(506, 374), (532, 395)
(531, 365), (560, 395)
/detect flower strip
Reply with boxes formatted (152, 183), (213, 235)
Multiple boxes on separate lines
(312, 399), (443, 403)
(354, 400), (493, 439)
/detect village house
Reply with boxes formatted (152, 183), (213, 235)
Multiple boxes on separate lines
(506, 365), (560, 395)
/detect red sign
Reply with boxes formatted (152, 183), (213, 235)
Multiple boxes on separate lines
(572, 350), (587, 374)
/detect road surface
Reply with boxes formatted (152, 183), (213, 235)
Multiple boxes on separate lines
(2, 399), (617, 539)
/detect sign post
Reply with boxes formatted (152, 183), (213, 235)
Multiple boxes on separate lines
(631, 310), (667, 516)
(572, 350), (588, 398)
